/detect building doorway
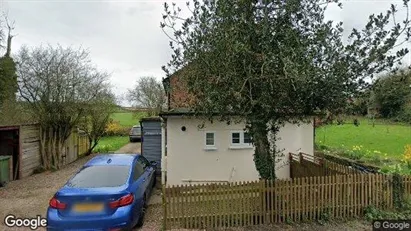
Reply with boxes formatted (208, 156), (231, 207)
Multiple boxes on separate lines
(0, 127), (20, 180)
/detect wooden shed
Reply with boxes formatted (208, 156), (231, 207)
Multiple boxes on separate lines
(0, 123), (89, 180)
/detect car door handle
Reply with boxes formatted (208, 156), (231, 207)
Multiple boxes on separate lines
(143, 178), (146, 182)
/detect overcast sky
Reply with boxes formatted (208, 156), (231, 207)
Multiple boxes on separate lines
(1, 0), (410, 106)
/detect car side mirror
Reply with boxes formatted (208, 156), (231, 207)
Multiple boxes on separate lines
(150, 161), (157, 167)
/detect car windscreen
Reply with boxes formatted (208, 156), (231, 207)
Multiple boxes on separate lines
(131, 127), (141, 134)
(66, 165), (131, 188)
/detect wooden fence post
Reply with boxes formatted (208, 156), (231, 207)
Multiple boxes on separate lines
(289, 153), (293, 178)
(163, 184), (167, 230)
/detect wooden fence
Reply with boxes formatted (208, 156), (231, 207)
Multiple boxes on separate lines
(77, 133), (89, 156)
(290, 152), (360, 178)
(164, 174), (411, 230)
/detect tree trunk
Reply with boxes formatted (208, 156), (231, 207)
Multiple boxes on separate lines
(58, 137), (65, 168)
(52, 128), (58, 169)
(39, 128), (48, 169)
(39, 126), (73, 170)
(48, 128), (53, 169)
(85, 136), (94, 156)
(251, 119), (277, 180)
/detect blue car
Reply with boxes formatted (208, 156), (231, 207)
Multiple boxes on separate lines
(47, 154), (157, 231)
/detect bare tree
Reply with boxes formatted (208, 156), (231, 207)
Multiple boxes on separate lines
(16, 45), (111, 169)
(0, 18), (4, 50)
(0, 14), (17, 112)
(127, 76), (165, 116)
(3, 14), (15, 57)
(78, 90), (117, 155)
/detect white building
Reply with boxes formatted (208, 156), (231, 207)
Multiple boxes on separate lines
(160, 69), (314, 186)
(160, 111), (314, 186)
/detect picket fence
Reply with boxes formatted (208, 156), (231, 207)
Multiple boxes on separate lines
(290, 152), (360, 177)
(163, 174), (411, 230)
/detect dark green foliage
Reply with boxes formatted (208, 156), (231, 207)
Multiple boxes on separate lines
(0, 56), (17, 106)
(78, 92), (117, 155)
(373, 69), (411, 119)
(393, 173), (405, 210)
(364, 174), (411, 220)
(162, 0), (411, 179)
(364, 205), (411, 220)
(318, 208), (331, 225)
(364, 199), (411, 220)
(347, 91), (370, 116)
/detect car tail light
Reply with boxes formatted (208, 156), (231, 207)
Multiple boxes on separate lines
(49, 197), (67, 210)
(109, 193), (134, 209)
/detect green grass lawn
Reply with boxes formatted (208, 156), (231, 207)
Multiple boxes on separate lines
(315, 118), (411, 158)
(93, 136), (129, 153)
(110, 112), (147, 127)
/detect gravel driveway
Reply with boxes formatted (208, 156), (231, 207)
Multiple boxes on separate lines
(115, 142), (141, 154)
(0, 154), (94, 230)
(0, 141), (162, 231)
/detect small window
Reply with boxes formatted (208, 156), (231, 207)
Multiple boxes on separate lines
(230, 131), (253, 149)
(243, 132), (251, 144)
(204, 132), (216, 150)
(205, 132), (215, 146)
(231, 132), (240, 144)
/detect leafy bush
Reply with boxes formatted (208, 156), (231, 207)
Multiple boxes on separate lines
(94, 144), (114, 153)
(369, 154), (383, 165)
(104, 120), (130, 136)
(364, 196), (411, 220)
(316, 143), (394, 168)
(345, 145), (366, 160)
(404, 144), (411, 168)
(315, 141), (329, 150)
(318, 208), (331, 225)
(379, 164), (410, 175)
(373, 69), (411, 120)
(379, 145), (411, 175)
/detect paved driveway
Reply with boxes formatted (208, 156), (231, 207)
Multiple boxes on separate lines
(115, 142), (142, 154)
(0, 141), (162, 231)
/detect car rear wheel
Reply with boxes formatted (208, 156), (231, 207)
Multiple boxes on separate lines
(135, 195), (147, 228)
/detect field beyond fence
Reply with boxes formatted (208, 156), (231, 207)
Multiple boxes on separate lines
(164, 174), (411, 230)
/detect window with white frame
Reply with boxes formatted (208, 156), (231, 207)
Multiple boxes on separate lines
(230, 131), (252, 148)
(243, 132), (251, 144)
(204, 131), (216, 150)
